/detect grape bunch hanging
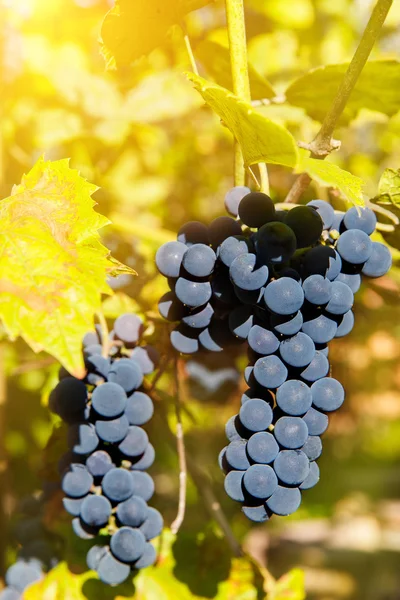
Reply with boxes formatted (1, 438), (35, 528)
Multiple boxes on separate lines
(50, 314), (163, 586)
(156, 187), (392, 522)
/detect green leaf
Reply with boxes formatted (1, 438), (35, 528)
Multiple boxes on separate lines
(24, 563), (93, 600)
(101, 0), (214, 68)
(0, 157), (132, 378)
(196, 40), (276, 101)
(187, 73), (298, 168)
(286, 60), (400, 123)
(268, 569), (305, 600)
(377, 168), (400, 206)
(298, 151), (364, 206)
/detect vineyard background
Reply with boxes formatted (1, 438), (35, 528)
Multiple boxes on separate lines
(1, 0), (400, 598)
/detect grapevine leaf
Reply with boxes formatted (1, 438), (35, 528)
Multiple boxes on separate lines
(286, 61), (400, 123)
(267, 569), (306, 600)
(24, 563), (93, 600)
(377, 168), (400, 206)
(187, 73), (298, 168)
(196, 40), (276, 100)
(0, 157), (132, 378)
(101, 0), (214, 68)
(297, 151), (364, 206)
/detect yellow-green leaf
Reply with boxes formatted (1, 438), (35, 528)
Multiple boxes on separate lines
(268, 569), (305, 600)
(297, 151), (364, 206)
(286, 61), (400, 123)
(0, 157), (131, 378)
(196, 40), (276, 101)
(187, 73), (298, 168)
(377, 167), (400, 206)
(24, 563), (93, 600)
(101, 0), (214, 68)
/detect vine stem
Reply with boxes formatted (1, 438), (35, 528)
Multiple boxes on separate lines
(225, 0), (269, 191)
(183, 33), (199, 76)
(170, 359), (188, 535)
(285, 0), (393, 203)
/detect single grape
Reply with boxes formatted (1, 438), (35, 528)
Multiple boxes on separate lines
(208, 216), (242, 249)
(301, 436), (322, 461)
(170, 325), (199, 354)
(336, 229), (372, 264)
(49, 377), (87, 423)
(275, 380), (312, 416)
(116, 496), (148, 527)
(264, 278), (304, 316)
(85, 355), (110, 385)
(362, 242), (392, 277)
(239, 399), (273, 432)
(224, 186), (251, 217)
(95, 415), (130, 444)
(241, 504), (270, 523)
(177, 221), (210, 246)
(253, 355), (288, 389)
(175, 278), (212, 308)
(86, 451), (114, 479)
(133, 543), (157, 569)
(87, 545), (108, 572)
(238, 192), (275, 228)
(303, 407), (329, 435)
(280, 332), (315, 368)
(325, 281), (354, 315)
(182, 243), (216, 277)
(158, 291), (186, 322)
(224, 471), (245, 502)
(300, 351), (329, 382)
(335, 310), (354, 338)
(230, 253), (269, 291)
(212, 269), (238, 305)
(247, 325), (280, 356)
(91, 382), (127, 419)
(131, 472), (155, 502)
(114, 314), (144, 346)
(5, 561), (43, 593)
(102, 468), (135, 503)
(96, 550), (131, 586)
(273, 450), (310, 486)
(274, 417), (309, 449)
(334, 272), (361, 294)
(225, 440), (251, 471)
(243, 464), (278, 499)
(266, 485), (302, 516)
(229, 305), (254, 339)
(343, 206), (377, 235)
(125, 391), (154, 426)
(118, 426), (149, 459)
(62, 464), (93, 499)
(257, 222), (297, 264)
(182, 304), (214, 329)
(140, 507), (164, 540)
(307, 200), (335, 229)
(80, 495), (112, 528)
(311, 377), (345, 412)
(155, 241), (187, 278)
(299, 461), (320, 490)
(285, 206), (323, 247)
(130, 444), (155, 471)
(218, 236), (251, 267)
(68, 423), (99, 456)
(246, 431), (279, 464)
(302, 275), (332, 305)
(270, 311), (303, 336)
(301, 313), (338, 344)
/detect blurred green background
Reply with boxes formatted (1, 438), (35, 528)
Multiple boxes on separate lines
(0, 0), (400, 598)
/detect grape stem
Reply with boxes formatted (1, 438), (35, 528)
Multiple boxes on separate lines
(170, 358), (188, 535)
(285, 0), (393, 203)
(225, 0), (270, 193)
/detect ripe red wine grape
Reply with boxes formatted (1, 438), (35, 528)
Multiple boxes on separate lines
(264, 277), (304, 315)
(274, 417), (309, 449)
(266, 485), (302, 516)
(182, 243), (216, 277)
(238, 192), (276, 228)
(307, 199), (335, 229)
(243, 464), (278, 499)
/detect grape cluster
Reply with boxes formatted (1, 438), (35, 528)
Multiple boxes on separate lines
(0, 495), (60, 600)
(156, 189), (392, 521)
(50, 314), (163, 586)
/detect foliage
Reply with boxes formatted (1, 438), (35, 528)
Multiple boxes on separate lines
(0, 157), (132, 377)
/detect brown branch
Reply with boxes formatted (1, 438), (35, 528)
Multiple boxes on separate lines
(170, 359), (188, 535)
(285, 0), (393, 203)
